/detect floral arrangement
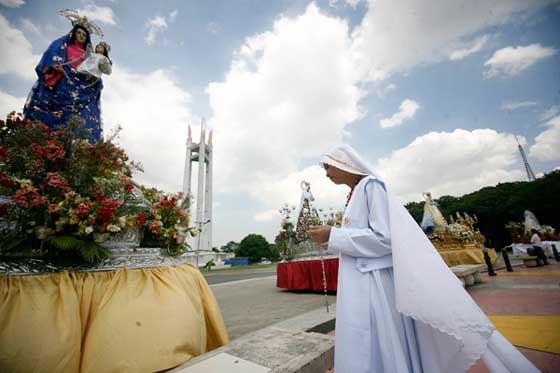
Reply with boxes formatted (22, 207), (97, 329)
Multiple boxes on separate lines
(319, 208), (343, 228)
(274, 204), (343, 260)
(139, 187), (198, 256)
(275, 205), (297, 260)
(505, 221), (558, 242)
(0, 113), (197, 264)
(504, 221), (528, 243)
(540, 225), (558, 240)
(427, 218), (487, 248)
(0, 114), (143, 263)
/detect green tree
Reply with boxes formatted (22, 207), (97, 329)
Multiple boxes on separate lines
(235, 234), (270, 262)
(220, 240), (239, 253)
(268, 243), (281, 262)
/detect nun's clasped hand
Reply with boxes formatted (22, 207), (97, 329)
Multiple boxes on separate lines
(308, 225), (332, 245)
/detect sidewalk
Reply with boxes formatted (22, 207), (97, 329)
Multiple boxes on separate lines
(327, 261), (560, 372)
(466, 261), (560, 372)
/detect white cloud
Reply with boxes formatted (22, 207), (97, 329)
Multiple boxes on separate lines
(529, 115), (560, 162)
(540, 105), (560, 122)
(77, 3), (118, 26)
(374, 129), (526, 202)
(377, 82), (396, 98)
(0, 89), (26, 118)
(207, 3), (363, 194)
(0, 14), (39, 80)
(351, 0), (547, 80)
(500, 101), (537, 111)
(145, 16), (168, 46)
(484, 44), (557, 79)
(206, 4), (363, 244)
(449, 35), (489, 61)
(20, 18), (40, 34)
(102, 66), (194, 192)
(0, 0), (24, 8)
(169, 10), (178, 23)
(252, 165), (348, 223)
(379, 99), (420, 128)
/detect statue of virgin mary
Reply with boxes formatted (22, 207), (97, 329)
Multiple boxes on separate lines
(23, 10), (107, 143)
(421, 192), (448, 232)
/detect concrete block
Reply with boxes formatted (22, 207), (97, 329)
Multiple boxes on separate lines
(175, 352), (270, 372)
(168, 306), (336, 373)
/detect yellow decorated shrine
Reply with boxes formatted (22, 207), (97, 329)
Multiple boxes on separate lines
(422, 192), (498, 266)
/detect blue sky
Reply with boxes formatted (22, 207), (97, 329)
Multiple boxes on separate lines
(1, 0), (559, 247)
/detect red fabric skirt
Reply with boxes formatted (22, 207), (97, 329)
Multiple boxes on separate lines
(276, 258), (339, 291)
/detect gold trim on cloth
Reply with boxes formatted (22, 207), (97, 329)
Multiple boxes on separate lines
(325, 154), (368, 174)
(438, 249), (498, 267)
(0, 264), (229, 372)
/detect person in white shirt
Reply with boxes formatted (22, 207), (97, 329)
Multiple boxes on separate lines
(529, 229), (549, 265)
(308, 144), (539, 373)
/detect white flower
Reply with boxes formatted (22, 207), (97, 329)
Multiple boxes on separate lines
(176, 234), (186, 244)
(85, 226), (94, 235)
(106, 224), (121, 233)
(118, 216), (127, 226)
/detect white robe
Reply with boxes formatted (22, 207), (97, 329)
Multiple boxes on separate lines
(327, 176), (539, 373)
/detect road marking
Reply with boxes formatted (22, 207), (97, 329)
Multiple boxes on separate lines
(209, 275), (277, 287)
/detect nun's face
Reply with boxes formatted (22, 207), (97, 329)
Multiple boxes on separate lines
(324, 164), (350, 185)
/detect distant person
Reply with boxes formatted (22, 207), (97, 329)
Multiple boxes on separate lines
(308, 144), (538, 373)
(529, 229), (549, 266)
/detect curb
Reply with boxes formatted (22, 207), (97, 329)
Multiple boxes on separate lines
(168, 305), (336, 372)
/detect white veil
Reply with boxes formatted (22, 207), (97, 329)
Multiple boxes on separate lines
(321, 145), (494, 372)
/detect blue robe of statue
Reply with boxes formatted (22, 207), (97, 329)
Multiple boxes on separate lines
(23, 30), (103, 143)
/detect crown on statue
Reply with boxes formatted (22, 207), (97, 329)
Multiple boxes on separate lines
(60, 9), (104, 37)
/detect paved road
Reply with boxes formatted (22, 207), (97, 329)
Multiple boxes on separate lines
(210, 275), (336, 340)
(202, 268), (277, 285)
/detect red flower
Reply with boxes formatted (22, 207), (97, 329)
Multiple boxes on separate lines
(48, 204), (60, 213)
(136, 212), (147, 226)
(12, 186), (47, 207)
(31, 139), (64, 161)
(46, 172), (70, 191)
(31, 143), (44, 158)
(125, 183), (134, 192)
(76, 202), (92, 217)
(0, 203), (8, 217)
(96, 199), (121, 222)
(39, 123), (52, 133)
(0, 172), (14, 187)
(0, 145), (7, 162)
(44, 139), (65, 161)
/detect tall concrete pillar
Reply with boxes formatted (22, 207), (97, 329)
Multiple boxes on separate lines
(182, 126), (193, 197)
(182, 121), (213, 253)
(204, 130), (213, 251)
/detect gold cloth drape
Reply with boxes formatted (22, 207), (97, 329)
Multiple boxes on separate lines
(439, 248), (498, 267)
(0, 264), (229, 372)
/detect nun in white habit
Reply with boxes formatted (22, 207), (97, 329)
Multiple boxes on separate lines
(308, 144), (539, 373)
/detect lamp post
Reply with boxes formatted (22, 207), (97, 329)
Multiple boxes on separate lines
(194, 219), (211, 267)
